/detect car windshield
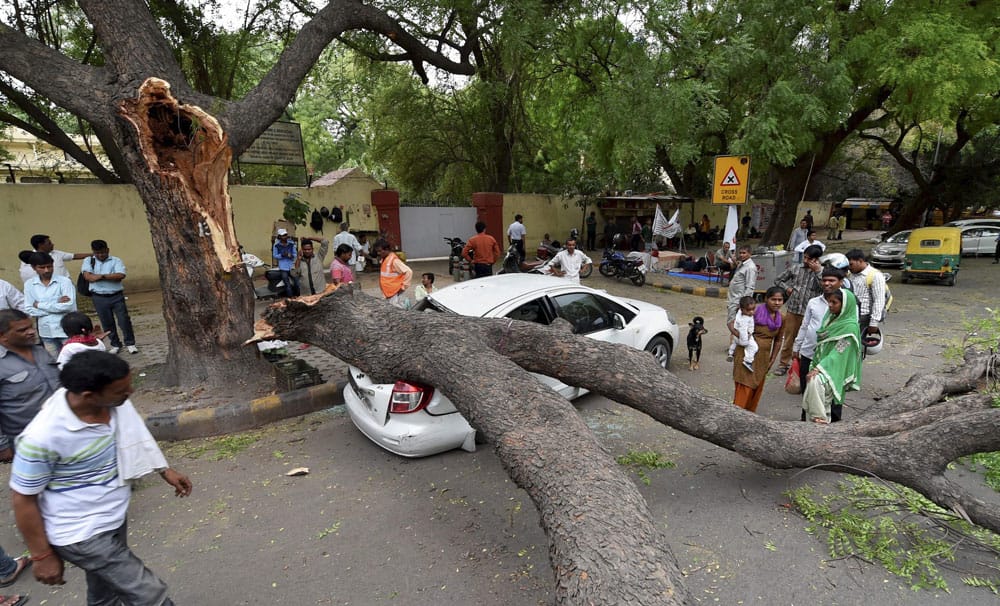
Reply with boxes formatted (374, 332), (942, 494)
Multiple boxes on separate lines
(886, 231), (910, 243)
(413, 297), (453, 313)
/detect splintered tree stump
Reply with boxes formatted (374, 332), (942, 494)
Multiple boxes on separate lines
(118, 78), (267, 389)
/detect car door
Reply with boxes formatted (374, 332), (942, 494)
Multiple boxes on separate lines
(550, 291), (638, 348)
(501, 296), (578, 399)
(962, 228), (984, 255)
(980, 227), (1000, 256)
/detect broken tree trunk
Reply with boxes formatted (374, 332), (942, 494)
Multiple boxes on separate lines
(257, 287), (1000, 605)
(119, 78), (269, 389)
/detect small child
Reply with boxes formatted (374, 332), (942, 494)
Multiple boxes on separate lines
(57, 312), (107, 369)
(414, 272), (436, 301)
(686, 316), (707, 371)
(727, 296), (757, 372)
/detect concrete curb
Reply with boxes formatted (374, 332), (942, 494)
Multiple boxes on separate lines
(649, 281), (727, 299)
(145, 380), (346, 441)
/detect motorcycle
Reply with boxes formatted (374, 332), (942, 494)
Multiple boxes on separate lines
(444, 237), (466, 275)
(598, 247), (646, 286)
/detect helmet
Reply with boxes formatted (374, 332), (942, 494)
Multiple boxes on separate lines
(821, 252), (849, 269)
(862, 327), (883, 355)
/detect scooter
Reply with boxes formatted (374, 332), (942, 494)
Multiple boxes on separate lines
(242, 251), (289, 300)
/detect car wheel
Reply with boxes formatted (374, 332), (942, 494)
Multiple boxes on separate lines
(599, 263), (615, 277)
(947, 274), (957, 286)
(645, 336), (672, 369)
(580, 264), (593, 279)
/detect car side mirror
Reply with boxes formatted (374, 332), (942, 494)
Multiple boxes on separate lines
(612, 313), (626, 330)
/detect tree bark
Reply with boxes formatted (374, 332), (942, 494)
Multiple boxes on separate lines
(257, 288), (1000, 605)
(119, 78), (268, 388)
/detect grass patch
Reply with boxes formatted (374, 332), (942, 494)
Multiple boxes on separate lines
(616, 449), (675, 485)
(175, 432), (262, 461)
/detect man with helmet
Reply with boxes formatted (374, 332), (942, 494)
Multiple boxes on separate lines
(846, 249), (887, 357)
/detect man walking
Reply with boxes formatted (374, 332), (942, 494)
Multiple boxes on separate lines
(82, 240), (138, 354)
(507, 214), (527, 261)
(11, 351), (192, 604)
(0, 309), (60, 463)
(24, 252), (76, 357)
(726, 245), (757, 328)
(18, 234), (89, 284)
(272, 228), (300, 297)
(787, 219), (810, 263)
(376, 239), (413, 308)
(462, 221), (501, 278)
(827, 213), (839, 241)
(549, 238), (592, 284)
(773, 245), (823, 376)
(847, 248), (887, 349)
(298, 236), (330, 295)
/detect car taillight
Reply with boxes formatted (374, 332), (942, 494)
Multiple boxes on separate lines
(390, 381), (433, 413)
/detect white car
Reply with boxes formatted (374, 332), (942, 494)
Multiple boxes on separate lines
(960, 225), (1000, 256)
(344, 274), (680, 457)
(870, 230), (912, 268)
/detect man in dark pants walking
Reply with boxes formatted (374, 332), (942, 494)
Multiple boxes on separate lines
(82, 240), (138, 355)
(993, 232), (999, 264)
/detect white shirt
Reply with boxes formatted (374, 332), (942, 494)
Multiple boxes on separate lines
(507, 221), (526, 242)
(23, 275), (77, 338)
(0, 279), (26, 312)
(732, 313), (754, 344)
(10, 389), (132, 546)
(332, 231), (362, 266)
(793, 294), (830, 358)
(19, 249), (75, 283)
(57, 340), (107, 369)
(551, 249), (592, 284)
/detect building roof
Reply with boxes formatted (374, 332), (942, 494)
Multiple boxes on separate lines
(310, 167), (365, 187)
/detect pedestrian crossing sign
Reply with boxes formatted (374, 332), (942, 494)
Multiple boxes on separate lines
(712, 155), (750, 204)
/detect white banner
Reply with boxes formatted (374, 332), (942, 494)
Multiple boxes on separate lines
(723, 205), (739, 246)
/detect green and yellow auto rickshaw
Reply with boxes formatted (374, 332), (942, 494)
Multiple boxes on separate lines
(901, 226), (961, 286)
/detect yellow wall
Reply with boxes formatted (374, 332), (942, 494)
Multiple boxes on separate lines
(0, 179), (382, 291)
(502, 193), (588, 245)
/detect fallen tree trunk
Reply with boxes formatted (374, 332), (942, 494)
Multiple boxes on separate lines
(257, 286), (1000, 605)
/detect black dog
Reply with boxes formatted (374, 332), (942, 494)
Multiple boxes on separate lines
(687, 316), (707, 370)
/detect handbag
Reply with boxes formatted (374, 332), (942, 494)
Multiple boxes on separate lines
(76, 256), (95, 298)
(784, 358), (801, 395)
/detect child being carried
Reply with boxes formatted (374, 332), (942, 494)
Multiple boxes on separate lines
(727, 296), (757, 372)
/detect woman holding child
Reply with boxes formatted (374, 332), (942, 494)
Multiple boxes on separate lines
(801, 288), (862, 423)
(732, 286), (785, 413)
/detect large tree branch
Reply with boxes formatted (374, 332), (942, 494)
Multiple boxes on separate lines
(0, 23), (108, 125)
(257, 289), (1000, 603)
(226, 0), (476, 154)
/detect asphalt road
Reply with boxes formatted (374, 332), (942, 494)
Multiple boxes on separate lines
(0, 253), (998, 605)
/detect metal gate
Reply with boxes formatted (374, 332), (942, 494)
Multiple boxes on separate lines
(399, 206), (478, 260)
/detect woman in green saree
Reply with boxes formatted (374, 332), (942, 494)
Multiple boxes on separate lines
(802, 288), (862, 423)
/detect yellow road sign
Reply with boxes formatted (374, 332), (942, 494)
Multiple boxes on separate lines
(712, 155), (751, 204)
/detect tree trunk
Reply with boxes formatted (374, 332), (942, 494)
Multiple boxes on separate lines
(119, 78), (269, 389)
(759, 162), (812, 246)
(257, 288), (1000, 605)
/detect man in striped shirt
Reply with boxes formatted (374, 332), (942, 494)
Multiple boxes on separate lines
(773, 245), (823, 376)
(10, 351), (191, 604)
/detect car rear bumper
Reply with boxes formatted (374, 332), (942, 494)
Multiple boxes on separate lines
(343, 385), (476, 457)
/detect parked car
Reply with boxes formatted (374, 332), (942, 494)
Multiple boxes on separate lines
(344, 274), (680, 457)
(945, 218), (1000, 228)
(960, 225), (1000, 256)
(870, 229), (912, 268)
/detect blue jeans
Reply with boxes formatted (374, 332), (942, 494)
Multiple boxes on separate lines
(0, 543), (17, 578)
(91, 292), (135, 347)
(41, 336), (65, 358)
(53, 523), (173, 606)
(279, 270), (300, 297)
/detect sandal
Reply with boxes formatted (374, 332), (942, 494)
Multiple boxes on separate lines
(0, 595), (28, 606)
(773, 366), (788, 376)
(0, 558), (28, 588)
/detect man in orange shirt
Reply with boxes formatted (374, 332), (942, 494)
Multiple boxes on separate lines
(462, 221), (502, 278)
(376, 240), (413, 308)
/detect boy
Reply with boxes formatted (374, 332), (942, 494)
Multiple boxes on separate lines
(686, 316), (707, 371)
(414, 273), (436, 301)
(727, 296), (757, 372)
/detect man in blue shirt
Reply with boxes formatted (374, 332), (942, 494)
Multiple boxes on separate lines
(272, 228), (300, 297)
(82, 240), (138, 355)
(24, 252), (76, 357)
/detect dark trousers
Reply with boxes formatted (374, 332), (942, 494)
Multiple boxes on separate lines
(92, 292), (135, 347)
(512, 240), (525, 262)
(994, 241), (999, 262)
(53, 523), (174, 606)
(279, 270), (300, 297)
(473, 263), (493, 278)
(587, 230), (596, 251)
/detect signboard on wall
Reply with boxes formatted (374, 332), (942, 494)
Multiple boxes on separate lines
(238, 121), (305, 166)
(711, 155), (751, 204)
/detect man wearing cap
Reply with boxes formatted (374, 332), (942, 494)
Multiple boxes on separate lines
(272, 229), (300, 297)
